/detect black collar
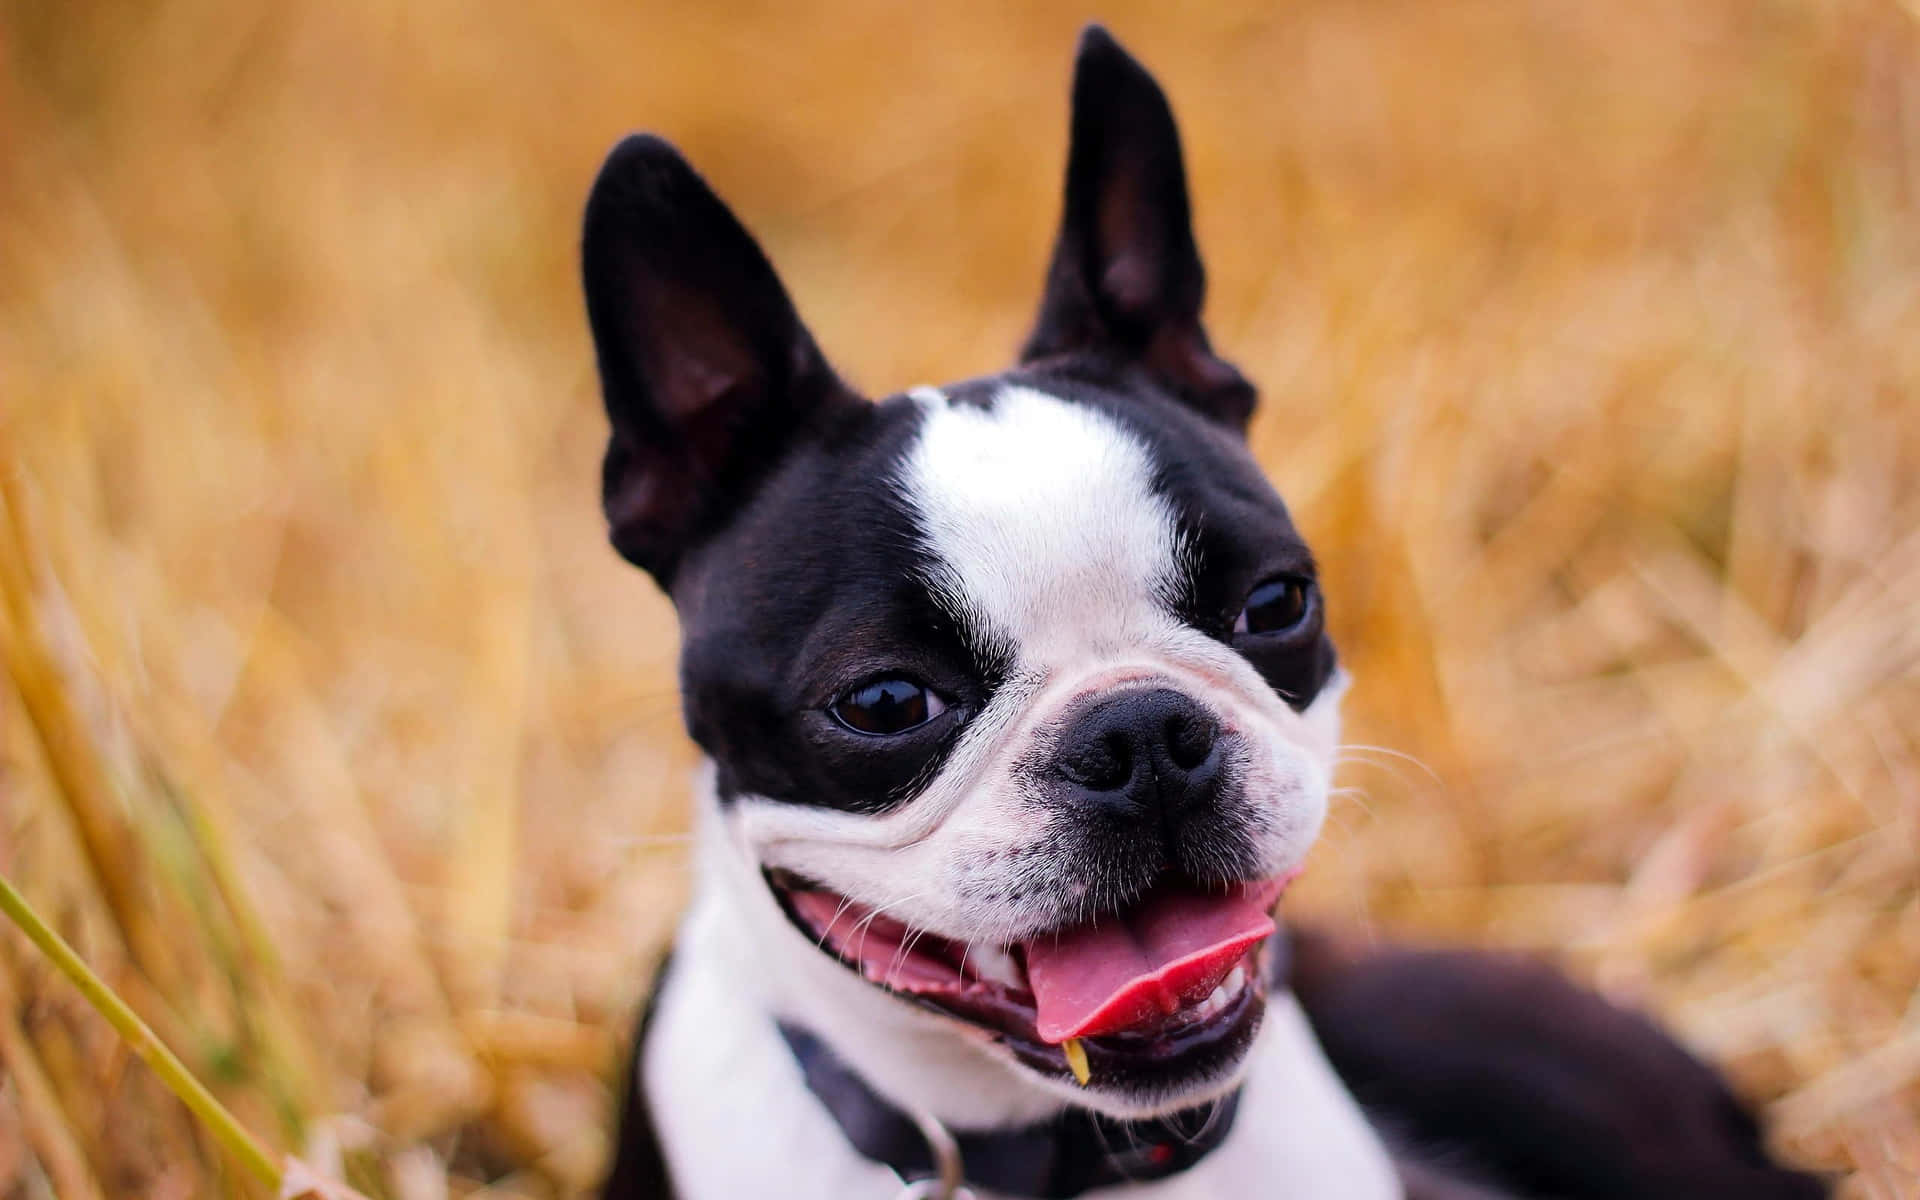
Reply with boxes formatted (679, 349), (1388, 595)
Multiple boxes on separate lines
(777, 1022), (1242, 1198)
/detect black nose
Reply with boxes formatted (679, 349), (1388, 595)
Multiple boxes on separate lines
(1052, 687), (1223, 817)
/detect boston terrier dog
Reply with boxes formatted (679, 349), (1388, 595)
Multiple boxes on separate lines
(583, 26), (1825, 1200)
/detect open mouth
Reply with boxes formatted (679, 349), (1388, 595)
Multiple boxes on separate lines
(771, 871), (1294, 1089)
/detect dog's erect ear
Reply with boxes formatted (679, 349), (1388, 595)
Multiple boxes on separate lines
(1022, 26), (1255, 431)
(583, 135), (858, 586)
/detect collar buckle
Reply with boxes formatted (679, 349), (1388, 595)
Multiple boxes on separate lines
(891, 1101), (973, 1200)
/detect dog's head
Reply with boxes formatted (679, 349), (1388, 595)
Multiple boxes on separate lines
(584, 27), (1343, 1119)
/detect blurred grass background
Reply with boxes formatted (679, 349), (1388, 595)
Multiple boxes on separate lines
(1, 0), (1917, 1196)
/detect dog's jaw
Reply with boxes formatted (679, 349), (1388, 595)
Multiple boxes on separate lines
(645, 759), (1403, 1199)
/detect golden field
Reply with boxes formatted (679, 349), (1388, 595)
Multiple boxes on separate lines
(2, 1), (1917, 1196)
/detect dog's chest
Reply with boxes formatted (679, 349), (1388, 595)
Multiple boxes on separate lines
(644, 944), (903, 1196)
(643, 891), (1402, 1200)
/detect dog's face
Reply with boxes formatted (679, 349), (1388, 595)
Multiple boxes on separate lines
(584, 29), (1342, 1117)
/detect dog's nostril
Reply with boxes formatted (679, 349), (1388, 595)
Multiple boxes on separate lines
(1165, 712), (1217, 771)
(1066, 732), (1133, 791)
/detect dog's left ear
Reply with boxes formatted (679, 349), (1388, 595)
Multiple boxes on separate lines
(582, 135), (860, 588)
(1022, 25), (1255, 432)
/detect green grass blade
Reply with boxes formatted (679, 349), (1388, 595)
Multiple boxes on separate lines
(0, 871), (283, 1190)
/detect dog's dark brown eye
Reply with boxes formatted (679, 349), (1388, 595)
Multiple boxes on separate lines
(1234, 577), (1314, 636)
(829, 678), (947, 736)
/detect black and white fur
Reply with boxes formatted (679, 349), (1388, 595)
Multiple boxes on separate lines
(583, 25), (1825, 1200)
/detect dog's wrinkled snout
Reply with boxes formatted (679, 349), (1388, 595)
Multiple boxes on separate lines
(1052, 687), (1224, 817)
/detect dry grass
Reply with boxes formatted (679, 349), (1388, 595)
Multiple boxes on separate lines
(1, 1), (1916, 1196)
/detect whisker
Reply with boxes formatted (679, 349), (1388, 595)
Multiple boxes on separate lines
(814, 895), (864, 953)
(1159, 1093), (1225, 1146)
(837, 890), (932, 983)
(887, 926), (932, 987)
(1334, 742), (1442, 783)
(1326, 785), (1378, 819)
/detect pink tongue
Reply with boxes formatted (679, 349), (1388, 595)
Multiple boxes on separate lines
(1022, 882), (1276, 1044)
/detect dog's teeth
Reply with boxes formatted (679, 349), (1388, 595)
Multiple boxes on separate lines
(1192, 983), (1229, 1019)
(1188, 966), (1249, 1021)
(968, 944), (1022, 989)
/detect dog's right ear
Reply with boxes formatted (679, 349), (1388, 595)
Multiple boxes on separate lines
(1022, 26), (1255, 432)
(582, 135), (858, 587)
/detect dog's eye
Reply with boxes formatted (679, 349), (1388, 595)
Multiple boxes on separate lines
(1233, 576), (1314, 636)
(829, 678), (947, 736)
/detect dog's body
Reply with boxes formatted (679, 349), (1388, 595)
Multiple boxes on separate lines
(582, 27), (1824, 1200)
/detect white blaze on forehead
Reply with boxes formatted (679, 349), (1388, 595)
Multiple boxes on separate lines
(902, 385), (1186, 656)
